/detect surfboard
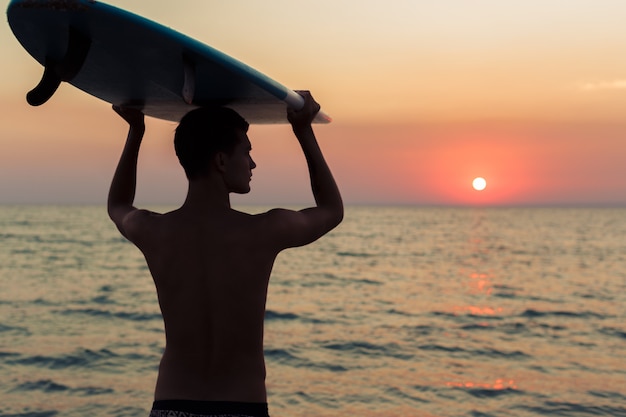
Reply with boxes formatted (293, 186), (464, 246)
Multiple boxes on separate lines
(6, 0), (331, 124)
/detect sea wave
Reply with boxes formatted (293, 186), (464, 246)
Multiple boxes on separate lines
(2, 206), (625, 417)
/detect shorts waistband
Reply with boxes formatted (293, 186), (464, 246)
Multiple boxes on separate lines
(151, 400), (269, 417)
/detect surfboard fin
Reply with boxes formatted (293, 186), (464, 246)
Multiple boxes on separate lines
(27, 26), (91, 106)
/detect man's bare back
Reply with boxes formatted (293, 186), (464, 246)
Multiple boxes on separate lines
(107, 93), (342, 416)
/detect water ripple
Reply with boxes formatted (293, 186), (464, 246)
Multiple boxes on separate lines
(323, 341), (413, 360)
(418, 344), (530, 359)
(520, 309), (609, 320)
(0, 412), (58, 417)
(11, 379), (114, 396)
(56, 308), (161, 322)
(514, 400), (626, 417)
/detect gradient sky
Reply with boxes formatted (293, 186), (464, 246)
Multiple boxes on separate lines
(3, 0), (626, 206)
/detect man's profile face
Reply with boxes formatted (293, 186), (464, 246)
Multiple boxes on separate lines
(222, 130), (256, 194)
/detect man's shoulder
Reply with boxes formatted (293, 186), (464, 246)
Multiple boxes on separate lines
(229, 209), (297, 237)
(246, 208), (321, 249)
(121, 208), (165, 242)
(248, 206), (341, 249)
(124, 208), (162, 224)
(249, 208), (298, 223)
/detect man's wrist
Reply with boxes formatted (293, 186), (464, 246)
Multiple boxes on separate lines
(291, 124), (314, 137)
(129, 124), (146, 134)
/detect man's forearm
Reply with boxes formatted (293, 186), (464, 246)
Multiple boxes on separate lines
(294, 125), (343, 219)
(107, 124), (144, 216)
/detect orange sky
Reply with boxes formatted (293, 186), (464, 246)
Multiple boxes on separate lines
(2, 0), (626, 206)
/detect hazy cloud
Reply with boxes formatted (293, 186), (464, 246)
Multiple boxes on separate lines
(579, 79), (626, 91)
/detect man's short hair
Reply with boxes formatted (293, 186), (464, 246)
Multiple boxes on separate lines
(174, 107), (249, 180)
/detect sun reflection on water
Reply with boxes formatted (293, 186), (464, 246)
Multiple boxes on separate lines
(452, 211), (505, 317)
(446, 378), (518, 390)
(441, 210), (522, 397)
(454, 305), (504, 316)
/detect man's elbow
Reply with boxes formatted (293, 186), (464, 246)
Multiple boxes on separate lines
(107, 203), (121, 225)
(327, 204), (344, 231)
(106, 203), (115, 222)
(335, 205), (344, 226)
(107, 204), (130, 239)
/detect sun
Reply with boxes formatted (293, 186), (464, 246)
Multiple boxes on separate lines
(472, 177), (487, 191)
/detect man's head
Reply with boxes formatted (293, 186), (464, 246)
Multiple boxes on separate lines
(174, 107), (250, 181)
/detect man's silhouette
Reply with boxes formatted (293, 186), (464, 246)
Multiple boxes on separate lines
(108, 92), (343, 417)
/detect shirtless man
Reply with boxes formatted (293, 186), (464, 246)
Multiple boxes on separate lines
(107, 92), (343, 417)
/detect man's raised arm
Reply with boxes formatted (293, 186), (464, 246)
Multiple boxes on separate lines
(269, 92), (343, 248)
(107, 106), (146, 239)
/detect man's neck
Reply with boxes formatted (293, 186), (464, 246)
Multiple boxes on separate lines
(182, 176), (231, 213)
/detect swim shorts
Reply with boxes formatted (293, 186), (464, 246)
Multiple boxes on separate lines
(149, 400), (269, 417)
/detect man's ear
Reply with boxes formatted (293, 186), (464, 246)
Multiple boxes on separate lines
(214, 151), (228, 173)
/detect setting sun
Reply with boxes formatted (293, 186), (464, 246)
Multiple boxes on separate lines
(472, 177), (487, 191)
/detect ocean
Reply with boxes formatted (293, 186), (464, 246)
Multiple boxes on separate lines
(1, 205), (625, 417)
